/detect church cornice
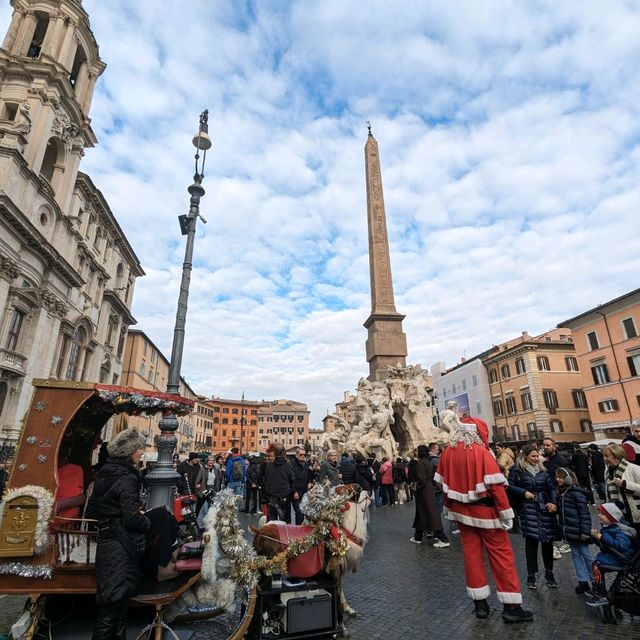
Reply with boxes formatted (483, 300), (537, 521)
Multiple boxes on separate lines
(0, 193), (83, 288)
(103, 289), (137, 326)
(75, 172), (145, 277)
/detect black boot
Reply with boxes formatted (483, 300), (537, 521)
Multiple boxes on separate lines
(474, 599), (491, 619)
(502, 604), (533, 623)
(545, 571), (558, 588)
(575, 581), (590, 594)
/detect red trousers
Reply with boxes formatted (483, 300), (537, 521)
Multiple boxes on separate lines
(459, 523), (522, 604)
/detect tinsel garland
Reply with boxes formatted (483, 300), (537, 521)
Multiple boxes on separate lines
(0, 485), (55, 555)
(212, 486), (350, 592)
(95, 385), (194, 416)
(0, 562), (52, 579)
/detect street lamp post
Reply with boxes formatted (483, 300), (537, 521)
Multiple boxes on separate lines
(146, 110), (212, 511)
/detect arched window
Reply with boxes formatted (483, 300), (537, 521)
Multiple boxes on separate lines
(99, 357), (111, 383)
(0, 381), (8, 419)
(65, 325), (88, 380)
(40, 137), (64, 186)
(70, 45), (87, 88)
(27, 13), (50, 58)
(115, 263), (124, 289)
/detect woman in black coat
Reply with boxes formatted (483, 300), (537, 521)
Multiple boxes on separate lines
(87, 428), (150, 640)
(353, 454), (374, 494)
(411, 445), (449, 546)
(508, 444), (560, 590)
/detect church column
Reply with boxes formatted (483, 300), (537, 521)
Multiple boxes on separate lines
(2, 5), (25, 52)
(12, 9), (37, 57)
(74, 62), (89, 101)
(41, 11), (65, 59)
(58, 19), (77, 71)
(56, 146), (83, 213)
(81, 72), (98, 114)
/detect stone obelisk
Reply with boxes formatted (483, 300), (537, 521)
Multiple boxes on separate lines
(363, 125), (407, 381)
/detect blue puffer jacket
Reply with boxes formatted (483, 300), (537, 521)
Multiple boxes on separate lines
(508, 464), (560, 543)
(558, 486), (591, 543)
(595, 524), (637, 567)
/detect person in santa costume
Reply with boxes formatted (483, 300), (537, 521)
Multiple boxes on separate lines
(435, 415), (533, 622)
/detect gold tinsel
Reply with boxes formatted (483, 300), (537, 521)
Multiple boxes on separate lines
(212, 488), (351, 592)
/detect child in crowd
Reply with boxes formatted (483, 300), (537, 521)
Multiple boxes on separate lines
(555, 467), (594, 594)
(587, 503), (637, 607)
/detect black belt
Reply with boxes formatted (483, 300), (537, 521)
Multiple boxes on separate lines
(470, 497), (494, 507)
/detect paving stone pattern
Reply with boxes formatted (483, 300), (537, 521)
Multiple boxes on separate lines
(302, 503), (640, 640)
(2, 505), (639, 640)
(191, 504), (640, 640)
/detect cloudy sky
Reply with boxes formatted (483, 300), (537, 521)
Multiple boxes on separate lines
(4, 1), (639, 425)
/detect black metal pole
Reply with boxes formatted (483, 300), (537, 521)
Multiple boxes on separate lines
(146, 110), (210, 511)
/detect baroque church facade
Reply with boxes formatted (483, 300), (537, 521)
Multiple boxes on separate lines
(0, 0), (142, 443)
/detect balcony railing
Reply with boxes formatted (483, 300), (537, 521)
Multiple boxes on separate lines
(0, 348), (27, 376)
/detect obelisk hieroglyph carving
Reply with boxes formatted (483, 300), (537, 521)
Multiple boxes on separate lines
(363, 125), (407, 381)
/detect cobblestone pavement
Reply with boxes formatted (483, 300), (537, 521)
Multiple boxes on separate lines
(189, 504), (640, 640)
(314, 502), (640, 640)
(2, 505), (640, 640)
(0, 595), (27, 636)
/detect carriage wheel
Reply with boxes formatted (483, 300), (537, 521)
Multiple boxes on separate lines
(600, 605), (618, 625)
(134, 620), (181, 640)
(614, 607), (624, 622)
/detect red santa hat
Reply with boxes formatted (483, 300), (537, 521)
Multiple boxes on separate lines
(460, 416), (490, 449)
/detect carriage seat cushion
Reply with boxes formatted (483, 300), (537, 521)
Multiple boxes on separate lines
(271, 522), (325, 578)
(55, 463), (85, 518)
(175, 558), (202, 572)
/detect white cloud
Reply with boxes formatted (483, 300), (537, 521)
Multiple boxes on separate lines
(2, 1), (638, 426)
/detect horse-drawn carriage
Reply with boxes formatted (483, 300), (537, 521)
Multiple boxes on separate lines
(0, 379), (368, 639)
(0, 379), (255, 639)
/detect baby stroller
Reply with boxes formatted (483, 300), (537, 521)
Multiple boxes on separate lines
(596, 544), (640, 624)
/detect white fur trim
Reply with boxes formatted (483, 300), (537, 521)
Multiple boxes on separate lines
(499, 508), (515, 520)
(484, 473), (508, 486)
(0, 485), (55, 555)
(496, 591), (522, 604)
(439, 483), (485, 502)
(446, 512), (502, 529)
(467, 585), (491, 600)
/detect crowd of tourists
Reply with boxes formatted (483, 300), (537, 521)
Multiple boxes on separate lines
(85, 418), (640, 637)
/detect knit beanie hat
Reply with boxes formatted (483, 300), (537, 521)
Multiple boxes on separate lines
(107, 428), (146, 459)
(598, 502), (623, 523)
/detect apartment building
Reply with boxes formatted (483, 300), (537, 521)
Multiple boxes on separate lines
(431, 354), (494, 438)
(558, 288), (640, 436)
(197, 396), (264, 455)
(481, 329), (591, 443)
(117, 329), (197, 456)
(257, 399), (310, 452)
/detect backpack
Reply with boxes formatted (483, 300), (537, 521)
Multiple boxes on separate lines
(392, 464), (405, 484)
(231, 458), (244, 481)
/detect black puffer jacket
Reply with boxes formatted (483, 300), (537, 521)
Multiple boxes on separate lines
(557, 485), (591, 543)
(508, 464), (560, 543)
(86, 459), (150, 604)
